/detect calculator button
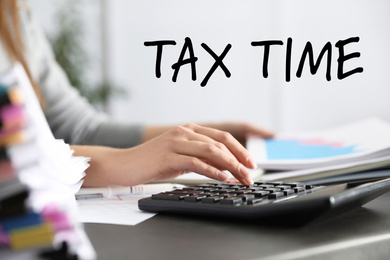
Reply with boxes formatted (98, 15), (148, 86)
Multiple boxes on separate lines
(152, 193), (188, 201)
(283, 189), (295, 196)
(264, 188), (282, 193)
(201, 196), (224, 203)
(218, 189), (236, 193)
(267, 181), (285, 185)
(250, 187), (264, 191)
(275, 185), (291, 190)
(230, 190), (251, 195)
(268, 192), (284, 199)
(248, 191), (270, 198)
(201, 188), (218, 192)
(287, 182), (304, 188)
(259, 184), (275, 189)
(182, 187), (203, 191)
(294, 187), (305, 193)
(167, 192), (191, 197)
(202, 192), (220, 197)
(220, 197), (243, 205)
(305, 185), (313, 190)
(170, 190), (204, 195)
(184, 195), (206, 202)
(226, 185), (241, 189)
(240, 189), (254, 193)
(219, 193), (237, 197)
(188, 190), (205, 194)
(213, 185), (231, 189)
(247, 198), (263, 205)
(237, 194), (255, 202)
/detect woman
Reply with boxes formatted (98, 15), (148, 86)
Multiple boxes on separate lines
(0, 0), (273, 186)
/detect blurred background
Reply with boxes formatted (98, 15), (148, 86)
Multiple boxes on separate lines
(25, 0), (390, 133)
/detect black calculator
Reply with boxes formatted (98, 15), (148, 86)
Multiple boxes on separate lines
(138, 178), (390, 225)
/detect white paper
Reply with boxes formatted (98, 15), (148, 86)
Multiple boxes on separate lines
(248, 118), (390, 171)
(76, 194), (156, 226)
(261, 155), (390, 182)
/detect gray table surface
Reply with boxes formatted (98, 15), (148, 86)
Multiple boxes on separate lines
(85, 192), (390, 260)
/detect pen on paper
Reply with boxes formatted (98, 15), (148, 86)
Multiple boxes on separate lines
(75, 193), (103, 200)
(75, 183), (184, 198)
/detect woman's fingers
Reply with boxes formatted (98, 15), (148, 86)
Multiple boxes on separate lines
(174, 154), (229, 181)
(159, 123), (257, 185)
(245, 124), (274, 139)
(185, 123), (257, 169)
(171, 154), (253, 185)
(165, 124), (254, 185)
(180, 128), (235, 157)
(173, 140), (252, 182)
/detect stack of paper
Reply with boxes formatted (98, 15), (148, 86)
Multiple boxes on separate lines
(0, 64), (95, 259)
(248, 118), (390, 182)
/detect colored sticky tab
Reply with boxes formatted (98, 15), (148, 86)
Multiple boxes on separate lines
(0, 159), (15, 182)
(0, 125), (23, 139)
(7, 87), (23, 106)
(41, 204), (72, 232)
(0, 231), (9, 246)
(0, 211), (42, 233)
(0, 105), (25, 127)
(9, 223), (53, 250)
(0, 131), (25, 147)
(43, 212), (71, 232)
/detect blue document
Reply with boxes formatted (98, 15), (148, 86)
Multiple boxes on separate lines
(265, 139), (358, 160)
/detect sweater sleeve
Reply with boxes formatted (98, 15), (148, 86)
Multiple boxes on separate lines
(21, 7), (145, 148)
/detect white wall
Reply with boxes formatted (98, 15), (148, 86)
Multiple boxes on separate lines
(27, 0), (390, 133)
(26, 0), (103, 87)
(275, 0), (390, 132)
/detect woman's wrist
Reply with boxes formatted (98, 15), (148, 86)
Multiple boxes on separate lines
(73, 145), (134, 187)
(141, 125), (171, 143)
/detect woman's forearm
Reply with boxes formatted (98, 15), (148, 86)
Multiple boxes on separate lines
(72, 145), (133, 187)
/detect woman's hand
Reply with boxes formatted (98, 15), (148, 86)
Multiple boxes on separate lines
(77, 123), (259, 187)
(201, 122), (274, 147)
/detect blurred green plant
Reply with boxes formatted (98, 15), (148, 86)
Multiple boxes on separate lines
(49, 0), (125, 112)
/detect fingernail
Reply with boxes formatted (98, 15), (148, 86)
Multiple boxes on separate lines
(239, 164), (251, 178)
(247, 156), (257, 169)
(244, 177), (254, 186)
(227, 178), (240, 183)
(217, 171), (229, 181)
